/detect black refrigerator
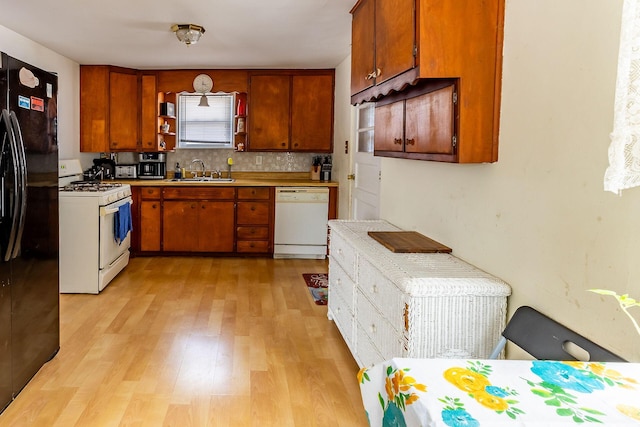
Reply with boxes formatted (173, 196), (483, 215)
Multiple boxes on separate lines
(0, 52), (59, 413)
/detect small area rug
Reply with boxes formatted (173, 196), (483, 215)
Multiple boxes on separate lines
(302, 273), (328, 305)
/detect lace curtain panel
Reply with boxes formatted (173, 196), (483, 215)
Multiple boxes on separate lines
(605, 0), (640, 194)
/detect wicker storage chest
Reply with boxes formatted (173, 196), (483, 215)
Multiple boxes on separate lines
(328, 220), (512, 368)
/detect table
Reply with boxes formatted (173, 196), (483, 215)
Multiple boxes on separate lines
(358, 358), (640, 426)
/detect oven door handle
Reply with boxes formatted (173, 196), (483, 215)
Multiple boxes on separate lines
(100, 198), (132, 216)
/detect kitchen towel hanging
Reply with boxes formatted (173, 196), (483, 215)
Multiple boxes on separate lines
(114, 202), (132, 244)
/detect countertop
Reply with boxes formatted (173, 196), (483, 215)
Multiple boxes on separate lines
(114, 171), (338, 188)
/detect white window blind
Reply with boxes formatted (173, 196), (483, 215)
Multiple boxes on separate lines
(178, 93), (234, 148)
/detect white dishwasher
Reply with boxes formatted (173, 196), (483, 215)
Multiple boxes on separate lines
(274, 187), (329, 259)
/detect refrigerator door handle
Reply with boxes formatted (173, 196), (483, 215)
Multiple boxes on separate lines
(1, 109), (22, 262)
(9, 111), (27, 259)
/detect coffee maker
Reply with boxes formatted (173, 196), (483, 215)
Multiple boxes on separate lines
(138, 153), (166, 179)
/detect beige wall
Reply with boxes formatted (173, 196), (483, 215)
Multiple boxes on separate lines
(372, 0), (639, 359)
(333, 55), (353, 219)
(0, 25), (87, 164)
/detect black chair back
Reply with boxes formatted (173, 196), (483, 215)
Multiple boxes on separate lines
(493, 306), (626, 362)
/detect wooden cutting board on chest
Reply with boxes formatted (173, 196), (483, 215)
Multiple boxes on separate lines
(367, 231), (452, 253)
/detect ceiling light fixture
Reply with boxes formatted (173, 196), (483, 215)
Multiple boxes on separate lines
(171, 24), (206, 46)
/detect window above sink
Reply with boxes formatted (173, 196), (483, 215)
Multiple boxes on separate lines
(177, 92), (235, 149)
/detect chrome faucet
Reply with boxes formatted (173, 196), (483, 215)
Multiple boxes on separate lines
(190, 159), (206, 176)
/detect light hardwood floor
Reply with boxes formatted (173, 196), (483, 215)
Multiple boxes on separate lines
(0, 257), (369, 426)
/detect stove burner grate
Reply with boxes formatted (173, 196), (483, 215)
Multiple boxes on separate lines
(62, 181), (124, 192)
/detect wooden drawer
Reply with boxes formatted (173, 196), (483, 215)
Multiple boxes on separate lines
(237, 187), (270, 200)
(237, 201), (270, 225)
(328, 290), (355, 353)
(355, 324), (385, 368)
(236, 226), (269, 240)
(356, 289), (405, 361)
(140, 186), (161, 200)
(328, 258), (355, 316)
(328, 230), (356, 280)
(237, 240), (270, 253)
(358, 257), (405, 332)
(163, 187), (235, 200)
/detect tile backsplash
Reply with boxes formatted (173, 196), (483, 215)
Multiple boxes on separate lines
(114, 150), (331, 173)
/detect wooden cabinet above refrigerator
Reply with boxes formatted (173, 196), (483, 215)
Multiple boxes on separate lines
(80, 66), (139, 152)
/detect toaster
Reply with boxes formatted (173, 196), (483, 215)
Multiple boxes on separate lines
(115, 164), (138, 179)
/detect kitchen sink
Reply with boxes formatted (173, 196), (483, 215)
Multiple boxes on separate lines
(169, 177), (235, 182)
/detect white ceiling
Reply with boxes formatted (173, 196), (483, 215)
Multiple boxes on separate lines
(0, 0), (355, 70)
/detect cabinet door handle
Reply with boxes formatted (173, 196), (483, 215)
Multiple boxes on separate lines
(365, 69), (382, 80)
(394, 138), (403, 145)
(406, 138), (415, 146)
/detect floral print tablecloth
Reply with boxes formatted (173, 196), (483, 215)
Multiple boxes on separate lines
(358, 358), (640, 426)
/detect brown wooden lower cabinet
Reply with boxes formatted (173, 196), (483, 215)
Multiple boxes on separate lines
(131, 185), (334, 256)
(236, 187), (273, 254)
(140, 200), (162, 251)
(162, 187), (236, 253)
(136, 187), (162, 252)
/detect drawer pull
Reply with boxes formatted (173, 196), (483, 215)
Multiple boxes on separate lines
(369, 323), (377, 334)
(404, 303), (409, 331)
(372, 284), (378, 294)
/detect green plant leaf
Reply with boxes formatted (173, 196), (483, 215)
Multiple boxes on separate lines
(581, 408), (606, 416)
(531, 389), (553, 398)
(556, 408), (574, 417)
(572, 415), (585, 423)
(588, 289), (618, 296)
(545, 397), (561, 407)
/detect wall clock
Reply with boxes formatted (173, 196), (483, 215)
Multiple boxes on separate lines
(193, 74), (213, 93)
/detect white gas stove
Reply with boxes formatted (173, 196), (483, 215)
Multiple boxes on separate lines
(60, 181), (132, 205)
(59, 159), (132, 294)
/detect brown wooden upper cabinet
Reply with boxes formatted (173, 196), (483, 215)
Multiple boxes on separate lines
(351, 0), (415, 96)
(140, 73), (160, 151)
(81, 66), (161, 152)
(248, 71), (334, 152)
(80, 66), (140, 152)
(375, 81), (457, 161)
(350, 0), (505, 163)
